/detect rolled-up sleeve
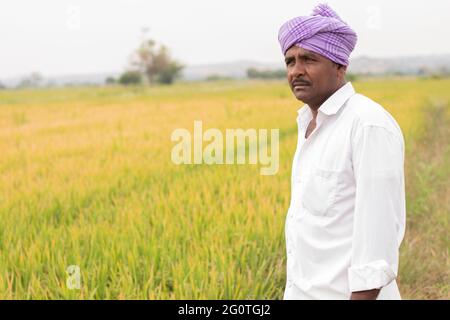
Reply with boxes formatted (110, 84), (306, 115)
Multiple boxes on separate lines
(348, 124), (406, 292)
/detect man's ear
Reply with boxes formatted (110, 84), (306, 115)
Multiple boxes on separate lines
(337, 65), (347, 80)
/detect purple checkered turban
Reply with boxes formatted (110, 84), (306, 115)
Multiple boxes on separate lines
(278, 3), (357, 66)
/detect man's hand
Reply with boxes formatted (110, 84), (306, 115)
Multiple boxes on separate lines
(350, 289), (380, 300)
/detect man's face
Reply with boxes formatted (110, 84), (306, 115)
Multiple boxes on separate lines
(284, 45), (346, 107)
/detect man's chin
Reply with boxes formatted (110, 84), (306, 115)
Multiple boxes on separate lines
(291, 87), (312, 102)
(293, 92), (309, 102)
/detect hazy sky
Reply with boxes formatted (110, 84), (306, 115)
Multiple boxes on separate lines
(1, 0), (449, 78)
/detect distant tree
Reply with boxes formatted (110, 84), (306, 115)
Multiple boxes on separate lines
(129, 38), (183, 85)
(157, 62), (184, 84)
(17, 72), (43, 88)
(118, 71), (142, 85)
(105, 76), (116, 84)
(0, 81), (6, 89)
(345, 73), (358, 82)
(247, 68), (259, 79)
(206, 74), (232, 81)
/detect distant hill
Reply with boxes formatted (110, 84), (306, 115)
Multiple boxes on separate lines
(1, 54), (449, 88)
(347, 54), (450, 75)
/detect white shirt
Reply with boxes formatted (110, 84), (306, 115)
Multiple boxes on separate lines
(284, 82), (406, 300)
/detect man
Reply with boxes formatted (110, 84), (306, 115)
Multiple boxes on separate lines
(278, 4), (406, 300)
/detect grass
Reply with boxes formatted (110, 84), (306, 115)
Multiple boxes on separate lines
(0, 78), (448, 299)
(399, 100), (449, 299)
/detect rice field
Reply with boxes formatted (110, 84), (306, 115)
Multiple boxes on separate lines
(0, 77), (448, 299)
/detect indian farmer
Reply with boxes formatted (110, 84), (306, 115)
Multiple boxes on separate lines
(278, 3), (406, 300)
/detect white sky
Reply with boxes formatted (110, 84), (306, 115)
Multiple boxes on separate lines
(1, 0), (449, 78)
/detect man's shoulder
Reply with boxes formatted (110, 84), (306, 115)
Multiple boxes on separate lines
(346, 93), (403, 137)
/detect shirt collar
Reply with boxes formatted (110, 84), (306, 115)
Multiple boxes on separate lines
(296, 82), (356, 123)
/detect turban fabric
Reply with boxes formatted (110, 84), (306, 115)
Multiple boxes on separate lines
(278, 3), (357, 66)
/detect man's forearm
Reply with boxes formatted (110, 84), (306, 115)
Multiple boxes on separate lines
(350, 289), (380, 300)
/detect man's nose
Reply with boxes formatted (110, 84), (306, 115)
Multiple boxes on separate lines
(289, 61), (306, 79)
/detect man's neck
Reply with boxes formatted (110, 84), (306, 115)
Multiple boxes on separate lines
(309, 108), (318, 121)
(308, 81), (346, 119)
